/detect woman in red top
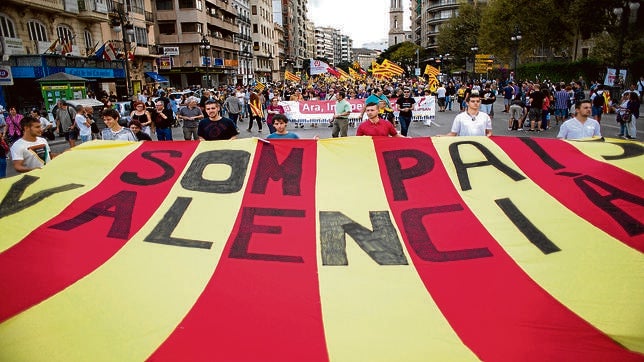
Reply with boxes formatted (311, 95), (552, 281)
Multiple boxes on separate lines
(266, 97), (285, 134)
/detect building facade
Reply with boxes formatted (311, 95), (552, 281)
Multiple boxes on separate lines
(249, 0), (275, 82)
(389, 0), (405, 47)
(233, 0), (254, 85)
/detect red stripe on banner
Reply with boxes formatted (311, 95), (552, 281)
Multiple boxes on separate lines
(150, 140), (327, 361)
(493, 137), (644, 252)
(373, 137), (640, 361)
(0, 142), (199, 323)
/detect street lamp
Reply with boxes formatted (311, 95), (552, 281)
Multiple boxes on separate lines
(613, 1), (640, 90)
(471, 44), (478, 80)
(200, 35), (211, 88)
(510, 26), (522, 81)
(111, 8), (135, 99)
(268, 52), (273, 82)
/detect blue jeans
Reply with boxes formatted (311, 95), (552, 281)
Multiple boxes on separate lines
(398, 115), (412, 136)
(156, 127), (173, 141)
(0, 156), (6, 178)
(228, 113), (239, 126)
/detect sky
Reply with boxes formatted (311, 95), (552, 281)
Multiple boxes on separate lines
(307, 0), (410, 48)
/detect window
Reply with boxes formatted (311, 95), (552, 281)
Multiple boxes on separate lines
(179, 0), (196, 9)
(156, 0), (173, 10)
(251, 5), (257, 15)
(181, 22), (202, 33)
(158, 21), (175, 35)
(27, 20), (48, 42)
(135, 27), (148, 46)
(0, 14), (16, 38)
(56, 25), (75, 44)
(130, 0), (145, 14)
(84, 30), (93, 51)
(252, 24), (257, 33)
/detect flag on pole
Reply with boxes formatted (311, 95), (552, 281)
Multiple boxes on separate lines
(381, 59), (405, 75)
(103, 41), (117, 61)
(310, 59), (331, 75)
(348, 68), (360, 79)
(86, 41), (99, 57)
(255, 81), (266, 92)
(424, 64), (440, 76)
(352, 61), (361, 70)
(336, 68), (351, 80)
(284, 70), (301, 82)
(128, 45), (137, 62)
(45, 39), (59, 54)
(326, 67), (341, 78)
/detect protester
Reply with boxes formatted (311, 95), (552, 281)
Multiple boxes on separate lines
(198, 100), (239, 141)
(332, 91), (352, 138)
(266, 114), (300, 139)
(557, 100), (601, 140)
(74, 105), (92, 144)
(356, 102), (405, 137)
(178, 97), (203, 140)
(151, 100), (174, 141)
(395, 88), (415, 136)
(101, 108), (137, 141)
(6, 106), (24, 145)
(130, 101), (154, 136)
(266, 97), (285, 134)
(55, 101), (77, 148)
(129, 119), (153, 141)
(10, 116), (55, 173)
(445, 91), (492, 136)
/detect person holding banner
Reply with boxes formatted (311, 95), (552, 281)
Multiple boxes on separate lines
(445, 91), (492, 137)
(10, 116), (55, 173)
(332, 91), (352, 138)
(357, 102), (405, 138)
(199, 100), (238, 141)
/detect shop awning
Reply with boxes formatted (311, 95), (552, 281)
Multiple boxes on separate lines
(144, 72), (169, 83)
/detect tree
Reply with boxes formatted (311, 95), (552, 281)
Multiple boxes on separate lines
(435, 3), (483, 68)
(378, 41), (425, 75)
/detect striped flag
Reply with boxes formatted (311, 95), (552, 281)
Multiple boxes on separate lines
(45, 39), (59, 54)
(254, 81), (266, 92)
(352, 60), (361, 70)
(336, 68), (351, 80)
(103, 41), (117, 61)
(284, 70), (301, 82)
(381, 59), (405, 75)
(128, 44), (137, 62)
(424, 64), (440, 76)
(348, 68), (361, 79)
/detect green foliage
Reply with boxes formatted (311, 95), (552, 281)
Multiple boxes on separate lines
(516, 58), (604, 83)
(436, 3), (482, 65)
(379, 41), (424, 75)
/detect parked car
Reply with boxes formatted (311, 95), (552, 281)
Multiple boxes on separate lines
(113, 101), (132, 126)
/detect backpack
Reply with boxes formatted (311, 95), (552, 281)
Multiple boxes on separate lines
(592, 91), (605, 107)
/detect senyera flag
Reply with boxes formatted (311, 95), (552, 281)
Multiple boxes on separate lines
(0, 137), (642, 361)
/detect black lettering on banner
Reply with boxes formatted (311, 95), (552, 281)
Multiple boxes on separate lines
(229, 207), (306, 262)
(602, 141), (644, 161)
(519, 137), (565, 170)
(495, 198), (561, 254)
(319, 211), (408, 266)
(251, 143), (303, 196)
(401, 205), (493, 262)
(49, 190), (137, 239)
(570, 174), (644, 236)
(144, 197), (212, 249)
(449, 141), (525, 191)
(120, 150), (182, 186)
(382, 149), (434, 201)
(0, 175), (83, 219)
(181, 150), (250, 194)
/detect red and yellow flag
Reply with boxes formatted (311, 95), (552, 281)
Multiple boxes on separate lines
(424, 64), (440, 76)
(0, 138), (642, 360)
(284, 70), (301, 82)
(381, 59), (405, 75)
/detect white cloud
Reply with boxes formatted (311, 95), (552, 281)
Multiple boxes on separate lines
(307, 0), (410, 48)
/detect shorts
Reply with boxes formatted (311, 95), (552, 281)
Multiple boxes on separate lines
(64, 130), (77, 141)
(591, 106), (603, 116)
(504, 98), (512, 106)
(509, 105), (522, 120)
(437, 97), (446, 107)
(554, 108), (567, 117)
(528, 108), (542, 122)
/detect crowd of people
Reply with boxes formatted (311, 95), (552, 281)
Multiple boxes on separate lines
(0, 73), (641, 177)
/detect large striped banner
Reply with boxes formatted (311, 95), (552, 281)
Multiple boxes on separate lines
(0, 137), (642, 361)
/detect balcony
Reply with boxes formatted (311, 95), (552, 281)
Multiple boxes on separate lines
(427, 0), (457, 12)
(7, 0), (65, 13)
(77, 0), (109, 21)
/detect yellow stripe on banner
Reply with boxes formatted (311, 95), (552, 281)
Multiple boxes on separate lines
(0, 139), (258, 361)
(316, 137), (477, 361)
(0, 141), (141, 253)
(432, 137), (644, 352)
(566, 138), (644, 176)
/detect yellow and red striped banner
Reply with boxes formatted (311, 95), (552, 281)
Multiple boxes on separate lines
(284, 70), (301, 82)
(0, 137), (642, 361)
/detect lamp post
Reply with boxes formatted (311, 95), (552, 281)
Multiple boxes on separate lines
(510, 26), (522, 81)
(470, 44), (478, 81)
(111, 8), (135, 99)
(200, 35), (211, 88)
(268, 52), (273, 82)
(613, 1), (640, 91)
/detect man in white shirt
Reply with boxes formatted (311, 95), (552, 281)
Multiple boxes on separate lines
(446, 91), (493, 136)
(557, 100), (601, 140)
(10, 116), (54, 173)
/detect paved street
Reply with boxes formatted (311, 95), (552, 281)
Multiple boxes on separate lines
(5, 98), (642, 178)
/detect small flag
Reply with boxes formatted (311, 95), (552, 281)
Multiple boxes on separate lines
(381, 59), (404, 75)
(103, 41), (117, 61)
(352, 61), (361, 70)
(45, 39), (59, 54)
(255, 81), (266, 92)
(128, 44), (137, 61)
(284, 70), (301, 82)
(424, 65), (440, 76)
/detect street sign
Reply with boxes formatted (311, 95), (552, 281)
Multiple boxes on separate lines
(163, 47), (179, 56)
(474, 54), (495, 73)
(0, 65), (13, 86)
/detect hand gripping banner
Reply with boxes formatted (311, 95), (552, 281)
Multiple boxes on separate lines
(0, 137), (642, 361)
